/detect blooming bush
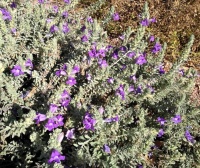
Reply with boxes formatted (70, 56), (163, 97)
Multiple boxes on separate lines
(0, 1), (200, 167)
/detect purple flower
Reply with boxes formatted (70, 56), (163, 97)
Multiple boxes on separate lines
(157, 129), (164, 137)
(86, 73), (92, 81)
(147, 85), (154, 93)
(119, 46), (127, 52)
(56, 70), (66, 76)
(11, 28), (16, 34)
(71, 65), (80, 74)
(57, 132), (64, 143)
(45, 115), (64, 131)
(60, 99), (70, 107)
(104, 118), (113, 123)
(38, 0), (44, 4)
(48, 149), (65, 164)
(112, 13), (120, 21)
(149, 35), (155, 42)
(112, 115), (119, 122)
(46, 18), (52, 23)
(66, 128), (75, 140)
(107, 77), (114, 84)
(64, 0), (70, 4)
(87, 16), (93, 23)
(121, 64), (127, 71)
(49, 104), (58, 113)
(11, 65), (24, 76)
(88, 46), (98, 58)
(136, 86), (142, 94)
(152, 42), (162, 54)
(137, 164), (143, 168)
(106, 45), (113, 51)
(157, 117), (166, 126)
(66, 76), (76, 86)
(98, 106), (104, 114)
(98, 48), (106, 57)
(148, 151), (153, 158)
(129, 85), (135, 92)
(116, 84), (125, 100)
(98, 59), (108, 68)
(61, 90), (70, 99)
(119, 35), (125, 40)
(34, 113), (47, 124)
(53, 5), (58, 13)
(83, 113), (96, 131)
(45, 118), (55, 131)
(140, 19), (150, 27)
(135, 54), (147, 65)
(80, 25), (86, 32)
(179, 69), (184, 76)
(54, 115), (64, 127)
(130, 75), (137, 82)
(127, 51), (136, 58)
(10, 2), (17, 8)
(104, 115), (119, 123)
(150, 18), (156, 23)
(21, 91), (30, 99)
(25, 59), (33, 69)
(185, 130), (194, 143)
(62, 23), (70, 34)
(56, 70), (66, 77)
(50, 25), (59, 33)
(103, 144), (111, 153)
(62, 11), (68, 18)
(55, 64), (67, 77)
(171, 115), (182, 124)
(112, 50), (119, 59)
(81, 35), (88, 42)
(158, 65), (165, 74)
(0, 8), (12, 21)
(140, 19), (150, 26)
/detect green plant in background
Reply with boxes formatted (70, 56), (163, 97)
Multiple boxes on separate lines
(0, 0), (200, 168)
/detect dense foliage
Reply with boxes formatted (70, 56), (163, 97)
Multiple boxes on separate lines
(0, 1), (199, 167)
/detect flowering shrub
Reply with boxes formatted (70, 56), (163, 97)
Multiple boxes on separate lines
(0, 1), (200, 168)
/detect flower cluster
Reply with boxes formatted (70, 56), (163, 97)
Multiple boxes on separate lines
(60, 90), (71, 107)
(56, 64), (67, 77)
(11, 65), (24, 77)
(11, 59), (33, 77)
(45, 115), (64, 131)
(83, 113), (96, 131)
(56, 64), (79, 86)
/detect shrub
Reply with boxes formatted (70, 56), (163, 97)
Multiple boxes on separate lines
(0, 1), (199, 167)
